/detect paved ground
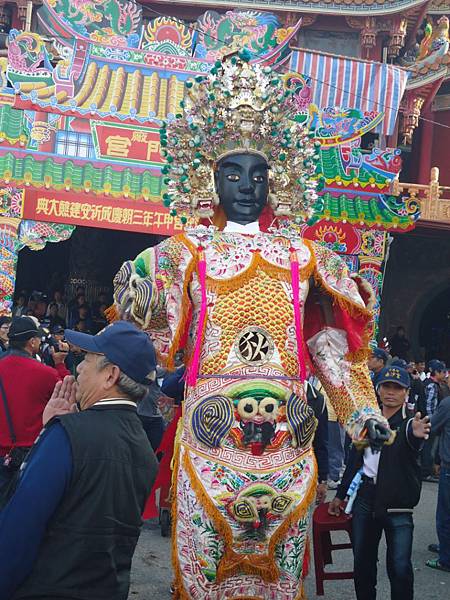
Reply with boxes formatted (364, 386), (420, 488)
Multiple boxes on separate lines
(130, 481), (448, 599)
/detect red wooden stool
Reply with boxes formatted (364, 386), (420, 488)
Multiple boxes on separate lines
(312, 501), (354, 595)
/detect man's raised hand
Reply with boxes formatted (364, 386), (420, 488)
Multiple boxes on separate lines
(411, 412), (431, 440)
(43, 375), (78, 425)
(50, 346), (68, 365)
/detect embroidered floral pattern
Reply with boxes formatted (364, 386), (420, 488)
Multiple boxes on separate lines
(186, 230), (312, 281)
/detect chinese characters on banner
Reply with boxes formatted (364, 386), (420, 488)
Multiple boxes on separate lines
(91, 121), (163, 165)
(22, 190), (193, 235)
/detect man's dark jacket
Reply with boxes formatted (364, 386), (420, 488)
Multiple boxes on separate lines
(12, 404), (157, 600)
(336, 406), (422, 517)
(410, 377), (425, 416)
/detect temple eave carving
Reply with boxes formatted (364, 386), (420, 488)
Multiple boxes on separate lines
(147, 0), (430, 17)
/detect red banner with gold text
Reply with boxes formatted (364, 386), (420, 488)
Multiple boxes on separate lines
(22, 189), (191, 236)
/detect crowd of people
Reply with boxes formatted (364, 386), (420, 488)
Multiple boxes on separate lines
(326, 344), (450, 598)
(1, 288), (111, 374)
(0, 312), (448, 599)
(11, 287), (110, 335)
(367, 345), (449, 483)
(303, 338), (450, 600)
(278, 337), (450, 598)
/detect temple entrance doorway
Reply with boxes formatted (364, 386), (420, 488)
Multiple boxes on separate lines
(379, 226), (450, 361)
(14, 225), (165, 317)
(418, 286), (450, 365)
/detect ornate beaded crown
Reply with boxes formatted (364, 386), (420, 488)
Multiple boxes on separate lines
(160, 50), (321, 223)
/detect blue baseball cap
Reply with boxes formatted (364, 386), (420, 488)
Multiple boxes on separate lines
(428, 359), (446, 373)
(64, 321), (157, 384)
(372, 348), (389, 363)
(377, 366), (410, 389)
(391, 358), (408, 369)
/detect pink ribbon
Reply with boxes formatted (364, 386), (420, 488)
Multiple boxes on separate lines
(186, 247), (207, 387)
(289, 248), (307, 382)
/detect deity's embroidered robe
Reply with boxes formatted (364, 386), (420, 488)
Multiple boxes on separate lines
(114, 226), (386, 600)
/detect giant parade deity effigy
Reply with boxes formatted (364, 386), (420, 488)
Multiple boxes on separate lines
(113, 51), (394, 600)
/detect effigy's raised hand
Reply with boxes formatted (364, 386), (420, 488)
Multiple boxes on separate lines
(43, 376), (78, 425)
(364, 418), (393, 453)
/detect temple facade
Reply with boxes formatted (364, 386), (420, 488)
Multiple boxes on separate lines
(0, 0), (448, 359)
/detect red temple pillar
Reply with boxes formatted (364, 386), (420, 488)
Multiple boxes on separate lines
(418, 109), (433, 184)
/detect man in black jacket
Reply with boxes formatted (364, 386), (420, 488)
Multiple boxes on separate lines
(328, 366), (431, 600)
(422, 359), (447, 479)
(0, 321), (158, 600)
(426, 394), (450, 572)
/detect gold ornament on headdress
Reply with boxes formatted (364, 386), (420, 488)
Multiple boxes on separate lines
(160, 50), (321, 223)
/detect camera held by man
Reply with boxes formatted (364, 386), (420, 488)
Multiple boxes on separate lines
(41, 325), (69, 368)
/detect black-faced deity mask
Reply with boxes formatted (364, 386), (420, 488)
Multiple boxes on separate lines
(215, 153), (269, 225)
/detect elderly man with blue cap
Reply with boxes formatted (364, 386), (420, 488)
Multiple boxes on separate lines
(0, 321), (159, 600)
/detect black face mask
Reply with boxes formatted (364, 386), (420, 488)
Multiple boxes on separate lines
(215, 153), (269, 225)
